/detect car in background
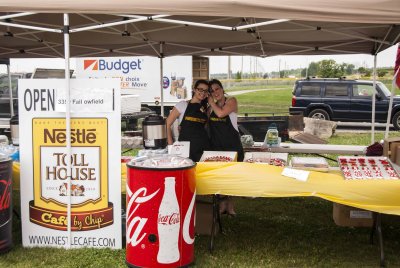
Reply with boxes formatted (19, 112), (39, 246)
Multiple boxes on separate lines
(289, 78), (400, 130)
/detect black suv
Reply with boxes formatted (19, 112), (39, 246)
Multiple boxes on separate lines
(289, 78), (400, 130)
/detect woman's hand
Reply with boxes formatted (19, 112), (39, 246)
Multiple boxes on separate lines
(207, 95), (215, 105)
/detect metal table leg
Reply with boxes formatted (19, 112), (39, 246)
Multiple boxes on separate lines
(370, 212), (385, 267)
(209, 194), (224, 253)
(209, 194), (218, 253)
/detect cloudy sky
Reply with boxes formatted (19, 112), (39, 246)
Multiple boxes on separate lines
(1, 44), (397, 75)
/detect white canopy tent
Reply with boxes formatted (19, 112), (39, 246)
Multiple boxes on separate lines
(0, 2), (398, 142)
(0, 1), (399, 247)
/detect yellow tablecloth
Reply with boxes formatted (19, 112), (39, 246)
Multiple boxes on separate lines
(14, 162), (400, 216)
(195, 162), (400, 216)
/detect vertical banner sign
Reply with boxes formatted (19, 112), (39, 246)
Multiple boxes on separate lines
(19, 79), (121, 249)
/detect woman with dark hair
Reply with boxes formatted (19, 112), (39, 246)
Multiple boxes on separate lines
(208, 79), (244, 161)
(166, 79), (210, 162)
(208, 79), (244, 216)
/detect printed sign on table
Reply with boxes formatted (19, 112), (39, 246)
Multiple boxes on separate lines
(19, 79), (121, 249)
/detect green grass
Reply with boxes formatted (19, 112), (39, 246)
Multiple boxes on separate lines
(235, 88), (292, 115)
(4, 193), (400, 267)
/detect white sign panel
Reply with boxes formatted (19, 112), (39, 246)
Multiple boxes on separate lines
(19, 78), (122, 249)
(75, 56), (193, 105)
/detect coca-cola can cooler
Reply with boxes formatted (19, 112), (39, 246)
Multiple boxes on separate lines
(126, 156), (196, 268)
(0, 157), (13, 254)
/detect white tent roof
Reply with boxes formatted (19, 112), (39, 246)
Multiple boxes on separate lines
(0, 1), (399, 58)
(1, 0), (400, 23)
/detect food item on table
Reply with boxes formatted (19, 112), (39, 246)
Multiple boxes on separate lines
(338, 156), (399, 180)
(245, 157), (286, 167)
(203, 156), (233, 162)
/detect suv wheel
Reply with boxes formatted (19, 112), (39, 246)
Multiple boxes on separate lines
(392, 111), (400, 130)
(308, 109), (330, 120)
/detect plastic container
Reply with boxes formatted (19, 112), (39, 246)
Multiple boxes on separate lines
(264, 123), (279, 147)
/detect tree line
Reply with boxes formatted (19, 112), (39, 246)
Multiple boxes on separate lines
(211, 59), (393, 79)
(299, 59), (390, 78)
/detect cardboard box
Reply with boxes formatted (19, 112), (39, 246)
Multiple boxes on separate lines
(333, 203), (373, 227)
(195, 201), (219, 235)
(383, 137), (400, 159)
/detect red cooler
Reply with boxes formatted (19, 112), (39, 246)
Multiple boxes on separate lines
(126, 155), (196, 268)
(0, 157), (12, 254)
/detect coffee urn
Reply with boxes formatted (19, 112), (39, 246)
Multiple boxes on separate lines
(10, 115), (19, 146)
(142, 115), (167, 149)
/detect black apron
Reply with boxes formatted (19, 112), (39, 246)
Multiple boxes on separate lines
(209, 109), (244, 161)
(179, 102), (210, 162)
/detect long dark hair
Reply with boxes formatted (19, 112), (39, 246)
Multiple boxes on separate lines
(192, 79), (209, 112)
(209, 79), (224, 91)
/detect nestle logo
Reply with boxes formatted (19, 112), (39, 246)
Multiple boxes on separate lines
(83, 58), (142, 74)
(44, 128), (97, 144)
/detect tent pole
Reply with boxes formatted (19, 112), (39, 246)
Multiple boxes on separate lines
(371, 55), (377, 144)
(7, 64), (14, 117)
(160, 42), (164, 117)
(63, 13), (72, 249)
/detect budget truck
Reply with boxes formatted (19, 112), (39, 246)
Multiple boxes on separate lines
(75, 56), (209, 115)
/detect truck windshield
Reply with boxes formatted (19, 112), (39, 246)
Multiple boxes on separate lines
(378, 82), (392, 97)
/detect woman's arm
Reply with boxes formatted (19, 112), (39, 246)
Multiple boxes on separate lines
(166, 107), (181, 145)
(208, 96), (238, 118)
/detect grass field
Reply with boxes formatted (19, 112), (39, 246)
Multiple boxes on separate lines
(4, 187), (400, 267)
(234, 88), (292, 115)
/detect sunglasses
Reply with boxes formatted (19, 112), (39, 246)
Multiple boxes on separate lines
(196, 88), (209, 94)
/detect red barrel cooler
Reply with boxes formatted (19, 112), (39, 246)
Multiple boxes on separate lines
(126, 155), (196, 268)
(0, 157), (12, 254)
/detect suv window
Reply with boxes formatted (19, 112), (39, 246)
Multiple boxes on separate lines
(300, 83), (320, 96)
(325, 83), (348, 97)
(352, 84), (375, 97)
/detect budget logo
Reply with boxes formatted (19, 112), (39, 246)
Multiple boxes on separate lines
(83, 58), (143, 74)
(84, 59), (98, 71)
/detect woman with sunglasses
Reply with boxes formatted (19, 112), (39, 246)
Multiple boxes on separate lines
(207, 79), (244, 216)
(166, 79), (210, 162)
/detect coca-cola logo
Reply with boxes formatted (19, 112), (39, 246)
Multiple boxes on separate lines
(158, 212), (180, 225)
(0, 179), (11, 211)
(126, 185), (196, 249)
(126, 186), (160, 247)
